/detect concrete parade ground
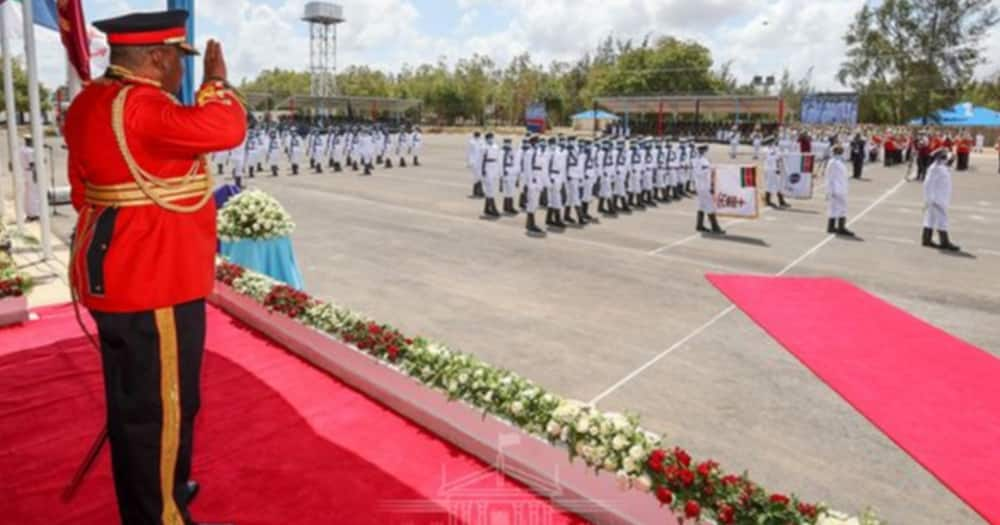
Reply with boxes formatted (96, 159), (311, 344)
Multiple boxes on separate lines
(7, 132), (1000, 524)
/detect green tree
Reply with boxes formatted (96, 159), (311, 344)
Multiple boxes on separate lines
(0, 56), (52, 117)
(838, 0), (999, 124)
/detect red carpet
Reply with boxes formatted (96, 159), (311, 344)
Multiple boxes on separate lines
(0, 305), (586, 525)
(707, 274), (1000, 524)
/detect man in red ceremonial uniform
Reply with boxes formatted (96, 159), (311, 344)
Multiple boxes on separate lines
(64, 9), (246, 525)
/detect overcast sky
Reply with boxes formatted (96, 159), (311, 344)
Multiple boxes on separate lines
(19, 0), (1000, 93)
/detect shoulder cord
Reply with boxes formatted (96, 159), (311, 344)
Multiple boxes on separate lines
(111, 85), (214, 214)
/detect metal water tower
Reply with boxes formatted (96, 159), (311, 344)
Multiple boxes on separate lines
(303, 2), (344, 97)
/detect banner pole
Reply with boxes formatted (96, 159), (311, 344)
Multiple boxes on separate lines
(1, 4), (24, 231)
(22, 0), (53, 259)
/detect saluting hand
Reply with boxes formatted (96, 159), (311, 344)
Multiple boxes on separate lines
(203, 39), (228, 83)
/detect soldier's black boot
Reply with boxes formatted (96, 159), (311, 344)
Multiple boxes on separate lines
(709, 213), (726, 234)
(329, 159), (335, 168)
(385, 158), (393, 169)
(827, 218), (837, 233)
(687, 181), (695, 194)
(508, 197), (520, 215)
(619, 196), (632, 213)
(526, 213), (544, 234)
(922, 227), (938, 248)
(333, 162), (342, 172)
(778, 193), (789, 208)
(553, 209), (567, 228)
(576, 206), (588, 225)
(377, 155), (383, 164)
(646, 190), (657, 207)
(257, 163), (263, 172)
(315, 164), (323, 174)
(309, 159), (316, 170)
(364, 164), (372, 175)
(292, 164), (299, 175)
(352, 161), (359, 171)
(217, 163), (223, 175)
(484, 198), (500, 217)
(519, 190), (527, 210)
(563, 207), (576, 224)
(545, 209), (554, 226)
(633, 193), (646, 210)
(271, 166), (278, 177)
(938, 231), (960, 252)
(472, 181), (484, 198)
(836, 217), (855, 237)
(400, 157), (407, 167)
(607, 197), (618, 217)
(765, 192), (775, 207)
(414, 156), (420, 166)
(248, 166), (255, 178)
(696, 211), (708, 232)
(597, 198), (607, 214)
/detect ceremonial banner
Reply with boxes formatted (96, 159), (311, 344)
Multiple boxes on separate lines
(712, 165), (759, 218)
(782, 153), (814, 199)
(57, 0), (90, 81)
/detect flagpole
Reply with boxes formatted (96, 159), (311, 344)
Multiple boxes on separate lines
(1, 2), (24, 232)
(21, 0), (53, 259)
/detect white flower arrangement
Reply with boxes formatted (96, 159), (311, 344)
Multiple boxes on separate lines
(215, 260), (872, 525)
(217, 189), (296, 242)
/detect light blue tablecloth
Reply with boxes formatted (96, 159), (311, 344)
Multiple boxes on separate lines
(220, 236), (304, 290)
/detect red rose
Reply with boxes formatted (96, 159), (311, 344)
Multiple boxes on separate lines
(678, 469), (695, 487)
(684, 500), (701, 519)
(648, 449), (667, 472)
(696, 460), (717, 478)
(674, 447), (691, 468)
(655, 487), (673, 505)
(797, 503), (818, 518)
(718, 504), (735, 524)
(405, 338), (414, 345)
(769, 493), (790, 506)
(721, 474), (741, 486)
(368, 323), (381, 335)
(387, 345), (400, 361)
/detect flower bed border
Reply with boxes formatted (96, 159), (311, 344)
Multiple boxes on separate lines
(0, 295), (28, 328)
(210, 281), (674, 524)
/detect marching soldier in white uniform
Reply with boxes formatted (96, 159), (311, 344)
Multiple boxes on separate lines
(410, 127), (422, 166)
(580, 139), (599, 223)
(922, 148), (960, 251)
(500, 137), (520, 215)
(565, 139), (586, 225)
(598, 141), (617, 216)
(266, 130), (281, 176)
(752, 128), (763, 160)
(729, 125), (740, 160)
(614, 140), (631, 213)
(694, 144), (725, 234)
(763, 145), (789, 208)
(524, 137), (547, 235)
(824, 145), (855, 236)
(287, 130), (303, 175)
(359, 127), (375, 175)
(480, 132), (501, 218)
(468, 131), (485, 197)
(547, 138), (568, 228)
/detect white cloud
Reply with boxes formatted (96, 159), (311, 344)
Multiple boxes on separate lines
(21, 0), (1000, 96)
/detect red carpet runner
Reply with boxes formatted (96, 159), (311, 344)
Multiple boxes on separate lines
(0, 304), (586, 525)
(707, 274), (1000, 524)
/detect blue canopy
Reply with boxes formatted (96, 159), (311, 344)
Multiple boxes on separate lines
(571, 110), (620, 121)
(909, 102), (1000, 127)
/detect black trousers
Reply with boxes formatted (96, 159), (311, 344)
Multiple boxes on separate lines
(91, 299), (206, 525)
(957, 152), (969, 171)
(852, 159), (863, 178)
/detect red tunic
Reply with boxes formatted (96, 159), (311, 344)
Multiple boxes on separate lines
(66, 76), (246, 312)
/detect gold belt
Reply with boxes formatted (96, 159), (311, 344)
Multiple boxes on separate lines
(84, 175), (211, 208)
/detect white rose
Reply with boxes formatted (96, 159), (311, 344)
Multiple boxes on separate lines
(510, 401), (524, 415)
(575, 416), (590, 434)
(628, 444), (644, 460)
(458, 373), (468, 384)
(605, 457), (620, 472)
(481, 391), (493, 403)
(546, 421), (561, 437)
(623, 457), (637, 473)
(612, 434), (629, 451)
(593, 446), (608, 460)
(589, 424), (600, 436)
(559, 428), (570, 442)
(635, 474), (653, 492)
